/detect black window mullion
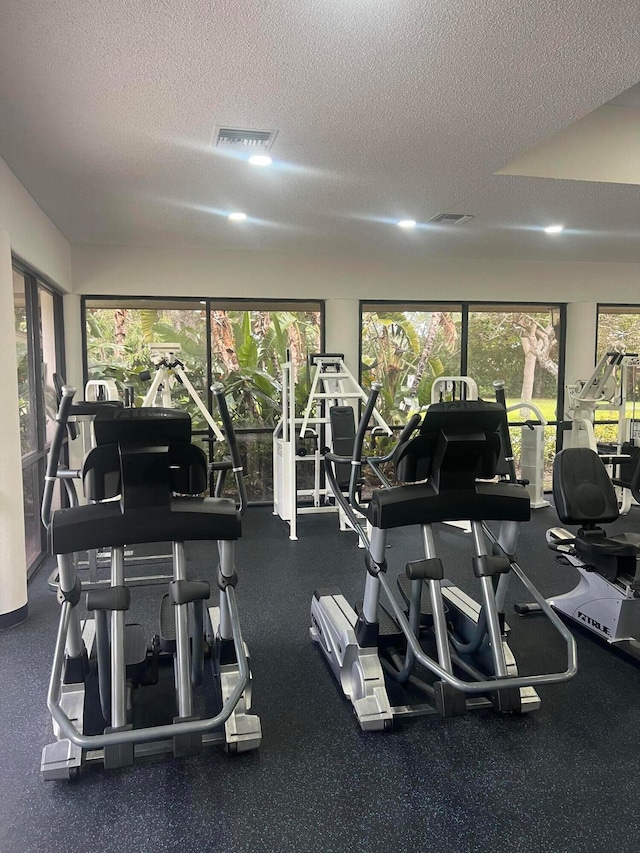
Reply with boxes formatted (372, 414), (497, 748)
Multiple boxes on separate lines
(460, 303), (469, 376)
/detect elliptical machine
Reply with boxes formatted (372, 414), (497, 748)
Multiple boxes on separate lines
(310, 386), (577, 731)
(516, 446), (640, 662)
(41, 383), (261, 779)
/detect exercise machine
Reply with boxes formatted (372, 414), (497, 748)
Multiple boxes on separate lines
(432, 376), (548, 509)
(565, 350), (640, 512)
(141, 342), (224, 442)
(516, 446), (640, 662)
(273, 352), (391, 540)
(41, 383), (260, 779)
(493, 380), (549, 509)
(310, 387), (577, 730)
(564, 350), (636, 452)
(45, 376), (174, 591)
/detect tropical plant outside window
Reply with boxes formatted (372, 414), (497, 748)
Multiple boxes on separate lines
(361, 305), (462, 424)
(84, 298), (322, 501)
(14, 271), (36, 455)
(361, 303), (563, 486)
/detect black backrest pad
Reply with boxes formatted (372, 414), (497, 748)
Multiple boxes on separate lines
(93, 406), (191, 446)
(553, 447), (619, 525)
(394, 400), (504, 486)
(83, 442), (208, 500)
(330, 406), (356, 490)
(83, 408), (206, 500)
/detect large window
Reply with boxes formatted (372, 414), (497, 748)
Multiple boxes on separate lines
(84, 299), (208, 425)
(594, 306), (640, 446)
(361, 301), (564, 486)
(467, 305), (562, 487)
(360, 303), (462, 424)
(13, 262), (65, 574)
(83, 297), (323, 502)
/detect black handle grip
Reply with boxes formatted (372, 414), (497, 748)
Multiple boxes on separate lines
(493, 379), (517, 483)
(42, 385), (76, 528)
(352, 383), (381, 465)
(397, 412), (421, 445)
(211, 383), (247, 516)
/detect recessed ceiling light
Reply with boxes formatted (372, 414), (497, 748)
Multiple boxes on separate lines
(248, 154), (272, 167)
(397, 219), (417, 229)
(544, 224), (564, 234)
(228, 212), (247, 222)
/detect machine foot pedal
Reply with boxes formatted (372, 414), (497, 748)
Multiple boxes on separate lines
(354, 601), (402, 645)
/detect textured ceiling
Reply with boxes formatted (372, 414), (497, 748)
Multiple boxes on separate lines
(1, 0), (640, 261)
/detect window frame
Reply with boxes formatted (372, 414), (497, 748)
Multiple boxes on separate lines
(13, 257), (66, 576)
(81, 295), (325, 504)
(360, 299), (567, 455)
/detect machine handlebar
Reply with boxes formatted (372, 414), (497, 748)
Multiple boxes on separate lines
(42, 385), (76, 528)
(211, 384), (247, 516)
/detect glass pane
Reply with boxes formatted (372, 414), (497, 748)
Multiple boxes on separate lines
(39, 287), (59, 444)
(597, 309), (640, 359)
(210, 307), (322, 429)
(361, 307), (462, 424)
(506, 423), (557, 491)
(595, 309), (640, 442)
(214, 431), (274, 503)
(467, 308), (560, 420)
(22, 463), (42, 569)
(85, 303), (208, 428)
(14, 270), (37, 455)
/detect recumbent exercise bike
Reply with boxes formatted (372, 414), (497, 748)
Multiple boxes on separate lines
(516, 446), (640, 661)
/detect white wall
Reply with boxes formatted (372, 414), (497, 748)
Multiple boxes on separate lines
(0, 156), (72, 291)
(72, 244), (640, 382)
(72, 245), (640, 304)
(0, 232), (28, 624)
(0, 157), (72, 622)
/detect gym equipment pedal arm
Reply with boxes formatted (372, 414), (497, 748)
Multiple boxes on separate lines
(48, 587), (250, 750)
(376, 568), (577, 694)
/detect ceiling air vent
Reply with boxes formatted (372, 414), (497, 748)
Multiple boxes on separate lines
(428, 213), (474, 225)
(213, 127), (278, 150)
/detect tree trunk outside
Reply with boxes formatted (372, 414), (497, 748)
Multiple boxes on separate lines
(114, 308), (127, 346)
(211, 310), (239, 373)
(408, 312), (442, 392)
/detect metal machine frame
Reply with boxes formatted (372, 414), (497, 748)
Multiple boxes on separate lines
(41, 384), (261, 779)
(142, 343), (224, 442)
(310, 387), (577, 731)
(273, 352), (391, 540)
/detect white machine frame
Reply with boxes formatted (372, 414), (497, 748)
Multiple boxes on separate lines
(566, 349), (640, 451)
(273, 352), (392, 540)
(142, 343), (224, 442)
(543, 527), (640, 661)
(565, 350), (640, 512)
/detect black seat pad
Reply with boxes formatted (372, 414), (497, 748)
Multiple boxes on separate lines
(366, 480), (530, 530)
(575, 531), (640, 561)
(49, 496), (240, 555)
